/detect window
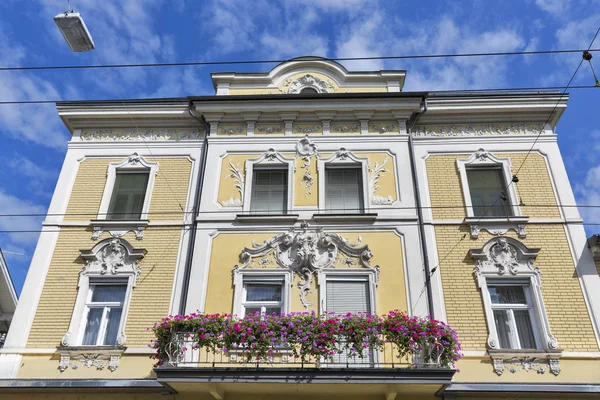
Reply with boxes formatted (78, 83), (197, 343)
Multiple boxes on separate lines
(81, 282), (127, 346)
(250, 168), (288, 214)
(242, 279), (285, 317)
(488, 283), (538, 349)
(325, 277), (372, 315)
(107, 172), (150, 220)
(325, 166), (364, 213)
(97, 153), (158, 222)
(300, 87), (318, 94)
(467, 168), (512, 217)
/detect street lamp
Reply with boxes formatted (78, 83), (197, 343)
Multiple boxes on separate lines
(54, 9), (94, 52)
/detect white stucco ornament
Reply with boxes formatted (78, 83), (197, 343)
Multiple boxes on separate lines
(233, 222), (379, 309)
(282, 74), (335, 94)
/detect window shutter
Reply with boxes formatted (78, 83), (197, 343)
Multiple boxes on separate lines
(250, 169), (288, 214)
(325, 167), (363, 213)
(326, 280), (371, 314)
(108, 172), (149, 219)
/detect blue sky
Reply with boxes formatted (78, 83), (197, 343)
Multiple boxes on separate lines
(0, 0), (599, 294)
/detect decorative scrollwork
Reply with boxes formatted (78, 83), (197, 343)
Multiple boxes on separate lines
(283, 74), (335, 94)
(220, 159), (245, 207)
(233, 222), (379, 310)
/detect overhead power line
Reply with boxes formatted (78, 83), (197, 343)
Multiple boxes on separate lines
(1, 48), (600, 72)
(0, 203), (598, 218)
(0, 84), (598, 106)
(3, 221), (600, 235)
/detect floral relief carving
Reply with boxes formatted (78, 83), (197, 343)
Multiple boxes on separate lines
(80, 129), (203, 141)
(256, 124), (284, 134)
(413, 123), (546, 137)
(220, 159), (245, 207)
(296, 136), (319, 198)
(233, 222), (379, 310)
(79, 238), (145, 282)
(218, 126), (245, 135)
(492, 356), (560, 376)
(369, 123), (398, 134)
(369, 156), (395, 205)
(282, 74), (335, 94)
(295, 125), (321, 134)
(331, 123), (360, 133)
(58, 352), (122, 372)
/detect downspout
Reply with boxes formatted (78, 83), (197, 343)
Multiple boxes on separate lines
(406, 96), (435, 318)
(178, 101), (210, 315)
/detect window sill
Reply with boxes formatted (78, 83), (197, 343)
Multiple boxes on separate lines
(57, 345), (126, 372)
(236, 214), (299, 223)
(89, 219), (149, 240)
(488, 348), (562, 376)
(313, 213), (378, 222)
(463, 216), (529, 239)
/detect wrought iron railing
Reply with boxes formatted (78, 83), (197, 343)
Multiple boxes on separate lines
(163, 332), (446, 369)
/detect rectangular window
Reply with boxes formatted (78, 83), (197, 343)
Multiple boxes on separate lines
(325, 278), (371, 315)
(81, 283), (127, 346)
(242, 280), (284, 317)
(467, 168), (512, 217)
(250, 169), (288, 214)
(325, 276), (373, 366)
(325, 166), (364, 213)
(489, 284), (538, 349)
(107, 172), (149, 220)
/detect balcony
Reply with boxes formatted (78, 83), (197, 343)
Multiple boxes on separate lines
(152, 312), (460, 397)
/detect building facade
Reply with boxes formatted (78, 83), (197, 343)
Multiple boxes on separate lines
(1, 58), (599, 399)
(0, 249), (17, 349)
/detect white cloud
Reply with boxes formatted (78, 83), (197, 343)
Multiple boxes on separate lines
(7, 155), (58, 181)
(333, 14), (525, 90)
(335, 12), (385, 70)
(556, 14), (600, 49)
(0, 190), (45, 246)
(0, 29), (69, 149)
(535, 0), (572, 16)
(290, 0), (369, 12)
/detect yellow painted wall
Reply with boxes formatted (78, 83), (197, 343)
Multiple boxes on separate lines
(17, 354), (156, 379)
(426, 152), (560, 220)
(203, 231), (407, 315)
(436, 224), (598, 352)
(454, 357), (600, 384)
(218, 152), (398, 209)
(26, 227), (181, 348)
(65, 157), (192, 221)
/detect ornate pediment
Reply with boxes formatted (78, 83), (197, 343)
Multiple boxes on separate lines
(282, 74), (335, 94)
(234, 222), (379, 309)
(470, 237), (539, 282)
(79, 238), (146, 285)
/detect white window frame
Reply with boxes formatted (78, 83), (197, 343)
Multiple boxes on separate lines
(61, 238), (145, 348)
(97, 153), (159, 220)
(471, 237), (557, 352)
(318, 149), (369, 213)
(242, 149), (294, 214)
(317, 270), (378, 315)
(457, 149), (520, 218)
(232, 269), (292, 317)
(486, 281), (541, 350)
(77, 280), (128, 346)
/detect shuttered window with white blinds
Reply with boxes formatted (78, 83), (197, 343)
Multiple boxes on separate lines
(325, 167), (364, 213)
(325, 279), (371, 315)
(250, 168), (288, 214)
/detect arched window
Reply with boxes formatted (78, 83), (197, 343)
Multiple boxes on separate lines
(299, 87), (318, 94)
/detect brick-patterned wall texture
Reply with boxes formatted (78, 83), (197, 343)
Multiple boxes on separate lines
(27, 228), (182, 348)
(64, 157), (192, 221)
(436, 224), (598, 352)
(426, 152), (560, 220)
